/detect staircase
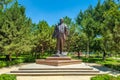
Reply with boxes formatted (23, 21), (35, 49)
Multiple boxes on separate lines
(9, 57), (105, 76)
(10, 63), (104, 76)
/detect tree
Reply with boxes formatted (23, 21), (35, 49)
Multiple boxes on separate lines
(76, 0), (120, 60)
(77, 5), (96, 56)
(0, 1), (33, 60)
(32, 20), (53, 58)
(102, 0), (120, 57)
(0, 0), (13, 12)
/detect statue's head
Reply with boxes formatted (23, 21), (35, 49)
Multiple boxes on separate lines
(60, 18), (64, 24)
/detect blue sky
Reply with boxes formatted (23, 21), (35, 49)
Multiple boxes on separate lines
(18, 0), (104, 26)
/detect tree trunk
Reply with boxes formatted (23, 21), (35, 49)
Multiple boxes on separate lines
(5, 54), (12, 61)
(16, 53), (19, 58)
(41, 46), (44, 54)
(36, 53), (40, 59)
(86, 41), (90, 57)
(102, 50), (106, 60)
(77, 51), (80, 59)
(40, 46), (44, 58)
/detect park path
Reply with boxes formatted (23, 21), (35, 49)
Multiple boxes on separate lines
(17, 76), (92, 80)
(86, 63), (120, 76)
(0, 63), (28, 75)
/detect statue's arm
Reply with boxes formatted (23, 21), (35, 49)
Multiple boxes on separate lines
(52, 25), (58, 38)
(64, 25), (69, 36)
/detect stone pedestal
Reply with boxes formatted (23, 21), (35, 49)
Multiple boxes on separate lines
(36, 57), (82, 66)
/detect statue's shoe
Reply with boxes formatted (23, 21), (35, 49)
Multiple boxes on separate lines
(61, 52), (68, 56)
(56, 53), (61, 56)
(52, 53), (61, 57)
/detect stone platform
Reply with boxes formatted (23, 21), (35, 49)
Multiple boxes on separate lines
(10, 63), (105, 76)
(9, 57), (106, 76)
(36, 57), (82, 66)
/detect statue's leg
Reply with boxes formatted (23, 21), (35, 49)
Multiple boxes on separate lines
(56, 37), (60, 55)
(60, 37), (64, 54)
(59, 37), (62, 54)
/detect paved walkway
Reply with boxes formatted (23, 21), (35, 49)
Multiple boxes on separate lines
(86, 63), (120, 76)
(17, 76), (92, 80)
(0, 63), (120, 80)
(0, 63), (27, 75)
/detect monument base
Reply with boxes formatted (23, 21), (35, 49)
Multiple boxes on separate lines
(36, 57), (82, 66)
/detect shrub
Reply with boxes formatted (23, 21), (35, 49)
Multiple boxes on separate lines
(91, 74), (114, 80)
(23, 55), (35, 63)
(104, 63), (120, 71)
(0, 74), (16, 80)
(116, 76), (120, 80)
(0, 61), (6, 68)
(0, 58), (24, 68)
(15, 58), (24, 63)
(91, 74), (120, 80)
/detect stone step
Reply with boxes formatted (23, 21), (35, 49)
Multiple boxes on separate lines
(11, 70), (99, 73)
(19, 67), (93, 70)
(36, 59), (82, 66)
(9, 72), (104, 76)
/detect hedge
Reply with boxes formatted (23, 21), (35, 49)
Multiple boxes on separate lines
(0, 74), (16, 80)
(91, 74), (120, 80)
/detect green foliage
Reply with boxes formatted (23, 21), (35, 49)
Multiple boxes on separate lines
(0, 58), (24, 68)
(0, 0), (120, 64)
(0, 74), (16, 80)
(76, 0), (120, 60)
(72, 55), (103, 63)
(33, 21), (53, 53)
(7, 2), (33, 54)
(97, 58), (120, 71)
(0, 61), (6, 68)
(0, 0), (35, 60)
(91, 74), (120, 80)
(23, 55), (36, 63)
(104, 64), (120, 71)
(40, 52), (52, 58)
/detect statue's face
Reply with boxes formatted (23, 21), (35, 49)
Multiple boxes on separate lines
(60, 19), (64, 24)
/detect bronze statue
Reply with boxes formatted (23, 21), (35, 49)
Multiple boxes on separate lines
(53, 18), (68, 56)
